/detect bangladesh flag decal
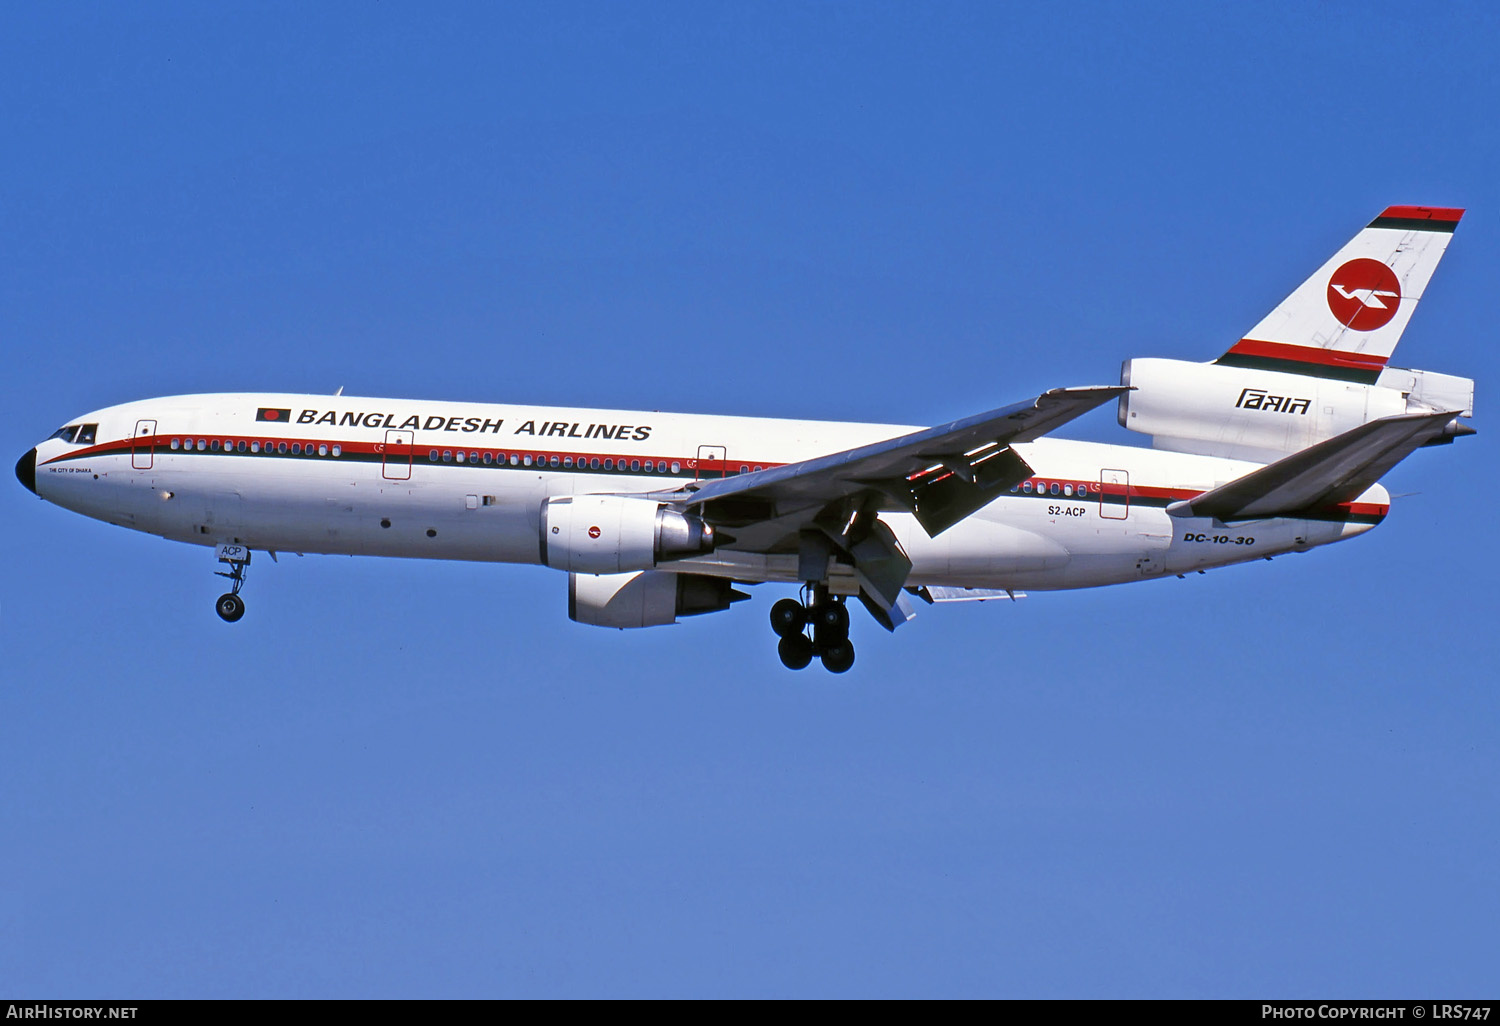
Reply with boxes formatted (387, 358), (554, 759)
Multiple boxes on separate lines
(256, 408), (292, 422)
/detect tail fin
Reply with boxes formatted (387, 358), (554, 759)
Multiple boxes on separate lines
(1216, 206), (1463, 383)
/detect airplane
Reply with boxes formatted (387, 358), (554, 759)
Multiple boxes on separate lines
(15, 205), (1476, 672)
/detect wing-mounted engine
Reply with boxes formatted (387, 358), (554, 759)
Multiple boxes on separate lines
(541, 494), (718, 573)
(1118, 358), (1473, 462)
(570, 570), (748, 628)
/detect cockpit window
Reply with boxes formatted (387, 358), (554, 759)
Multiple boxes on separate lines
(48, 424), (97, 444)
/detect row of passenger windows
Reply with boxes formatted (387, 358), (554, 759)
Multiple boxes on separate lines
(160, 436), (771, 475)
(1013, 480), (1090, 497)
(425, 450), (768, 475)
(429, 450), (681, 473)
(169, 438), (342, 457)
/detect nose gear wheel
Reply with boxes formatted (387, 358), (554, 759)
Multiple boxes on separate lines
(213, 546), (251, 623)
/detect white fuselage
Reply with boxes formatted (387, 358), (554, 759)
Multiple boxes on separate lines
(27, 392), (1388, 592)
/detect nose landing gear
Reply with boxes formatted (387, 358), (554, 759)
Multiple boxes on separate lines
(213, 544), (250, 623)
(769, 586), (855, 673)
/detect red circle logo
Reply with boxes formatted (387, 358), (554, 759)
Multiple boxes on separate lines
(264, 409), (280, 420)
(588, 525), (601, 539)
(1326, 259), (1401, 331)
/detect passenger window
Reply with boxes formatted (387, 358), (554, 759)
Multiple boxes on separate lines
(429, 449), (439, 461)
(1076, 484), (1087, 497)
(482, 453), (492, 465)
(631, 460), (640, 471)
(604, 459), (614, 470)
(509, 454), (519, 466)
(1050, 483), (1060, 496)
(1023, 481), (1033, 493)
(563, 457), (574, 468)
(318, 444), (328, 456)
(170, 438), (181, 450)
(1062, 484), (1073, 497)
(671, 461), (681, 474)
(590, 458), (600, 469)
(211, 440), (222, 451)
(331, 445), (341, 457)
(251, 442), (260, 453)
(549, 456), (560, 468)
(276, 442), (287, 454)
(455, 450), (465, 462)
(442, 451), (453, 462)
(522, 455), (533, 467)
(290, 443), (300, 454)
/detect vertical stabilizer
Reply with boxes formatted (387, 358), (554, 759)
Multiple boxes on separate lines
(1216, 206), (1462, 383)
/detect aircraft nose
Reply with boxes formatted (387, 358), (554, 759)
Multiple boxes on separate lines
(16, 448), (37, 495)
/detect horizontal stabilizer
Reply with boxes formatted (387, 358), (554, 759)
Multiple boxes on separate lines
(1167, 410), (1465, 521)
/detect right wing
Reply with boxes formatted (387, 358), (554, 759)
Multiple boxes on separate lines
(669, 385), (1125, 544)
(636, 385), (1123, 630)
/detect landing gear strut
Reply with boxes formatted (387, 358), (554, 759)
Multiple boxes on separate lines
(214, 544), (250, 623)
(769, 585), (855, 673)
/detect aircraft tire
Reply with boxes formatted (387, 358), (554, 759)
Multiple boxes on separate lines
(821, 639), (855, 674)
(770, 598), (807, 638)
(812, 602), (849, 636)
(216, 593), (246, 623)
(777, 633), (814, 670)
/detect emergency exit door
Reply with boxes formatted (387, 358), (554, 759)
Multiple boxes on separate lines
(696, 445), (727, 480)
(382, 429), (414, 480)
(1099, 469), (1129, 519)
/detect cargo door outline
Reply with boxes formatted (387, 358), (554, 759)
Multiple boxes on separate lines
(382, 429), (414, 480)
(1099, 469), (1129, 520)
(132, 419), (157, 470)
(696, 444), (727, 480)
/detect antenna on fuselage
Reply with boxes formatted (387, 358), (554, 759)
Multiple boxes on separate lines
(334, 386), (344, 396)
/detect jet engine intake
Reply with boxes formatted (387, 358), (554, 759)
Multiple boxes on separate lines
(541, 494), (717, 574)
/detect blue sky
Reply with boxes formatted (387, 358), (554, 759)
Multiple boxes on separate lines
(3, 1), (1497, 997)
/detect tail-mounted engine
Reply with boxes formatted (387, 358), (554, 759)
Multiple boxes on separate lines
(541, 494), (718, 574)
(1119, 357), (1473, 462)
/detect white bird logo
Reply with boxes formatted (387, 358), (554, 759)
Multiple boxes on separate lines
(1330, 284), (1399, 310)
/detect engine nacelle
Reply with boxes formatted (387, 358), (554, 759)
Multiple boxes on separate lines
(570, 571), (747, 628)
(1119, 357), (1472, 462)
(541, 494), (717, 574)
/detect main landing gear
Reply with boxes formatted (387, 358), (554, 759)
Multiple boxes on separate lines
(770, 585), (855, 673)
(213, 544), (250, 623)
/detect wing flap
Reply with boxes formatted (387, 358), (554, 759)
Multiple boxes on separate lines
(1168, 410), (1463, 521)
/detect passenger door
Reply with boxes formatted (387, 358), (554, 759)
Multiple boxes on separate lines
(132, 419), (157, 470)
